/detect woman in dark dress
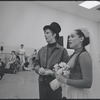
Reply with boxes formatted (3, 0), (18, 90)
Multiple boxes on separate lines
(56, 28), (92, 99)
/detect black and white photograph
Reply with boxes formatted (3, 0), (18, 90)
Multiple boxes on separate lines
(0, 0), (100, 99)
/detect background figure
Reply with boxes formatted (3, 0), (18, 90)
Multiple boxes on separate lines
(34, 22), (69, 99)
(15, 52), (21, 71)
(31, 49), (37, 69)
(0, 59), (5, 80)
(5, 51), (16, 69)
(4, 51), (17, 74)
(18, 44), (25, 71)
(56, 28), (92, 99)
(0, 42), (4, 54)
(22, 57), (31, 71)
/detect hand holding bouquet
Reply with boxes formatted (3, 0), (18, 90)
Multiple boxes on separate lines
(50, 62), (70, 91)
(53, 62), (70, 78)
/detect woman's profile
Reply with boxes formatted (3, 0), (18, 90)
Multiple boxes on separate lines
(56, 28), (92, 99)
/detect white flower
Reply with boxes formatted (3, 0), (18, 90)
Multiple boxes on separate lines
(53, 63), (59, 68)
(59, 62), (67, 68)
(61, 64), (70, 71)
(53, 64), (60, 72)
(65, 65), (70, 70)
(80, 28), (90, 38)
(59, 62), (64, 68)
(56, 68), (63, 75)
(62, 70), (70, 78)
(53, 62), (70, 78)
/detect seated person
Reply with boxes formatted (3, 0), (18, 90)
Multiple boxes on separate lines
(4, 51), (17, 74)
(15, 54), (21, 71)
(32, 49), (37, 62)
(31, 49), (37, 69)
(22, 57), (31, 71)
(0, 59), (5, 80)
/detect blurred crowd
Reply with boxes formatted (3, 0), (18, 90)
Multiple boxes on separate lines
(0, 44), (37, 80)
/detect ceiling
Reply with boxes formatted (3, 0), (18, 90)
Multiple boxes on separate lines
(37, 1), (100, 22)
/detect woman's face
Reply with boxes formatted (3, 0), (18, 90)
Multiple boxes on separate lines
(68, 31), (83, 49)
(44, 29), (56, 43)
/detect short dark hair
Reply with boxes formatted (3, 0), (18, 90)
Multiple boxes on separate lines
(21, 44), (24, 46)
(34, 49), (37, 51)
(16, 55), (20, 60)
(50, 29), (59, 41)
(43, 22), (61, 41)
(11, 50), (15, 54)
(74, 29), (90, 47)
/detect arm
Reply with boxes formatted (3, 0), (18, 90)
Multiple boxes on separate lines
(13, 56), (17, 62)
(23, 49), (25, 55)
(9, 54), (12, 62)
(18, 49), (20, 55)
(34, 65), (41, 74)
(9, 56), (15, 63)
(34, 49), (45, 75)
(67, 52), (92, 88)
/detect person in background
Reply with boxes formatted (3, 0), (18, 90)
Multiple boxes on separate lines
(31, 49), (37, 69)
(56, 28), (92, 99)
(15, 52), (21, 71)
(0, 59), (5, 80)
(5, 51), (16, 69)
(18, 44), (25, 70)
(0, 42), (4, 54)
(22, 57), (31, 71)
(4, 51), (17, 74)
(34, 22), (69, 99)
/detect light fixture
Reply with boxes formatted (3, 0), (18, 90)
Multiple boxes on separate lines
(79, 1), (100, 9)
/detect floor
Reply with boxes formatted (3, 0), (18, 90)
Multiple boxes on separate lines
(0, 70), (39, 99)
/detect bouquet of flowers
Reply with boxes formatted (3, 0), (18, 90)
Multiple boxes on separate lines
(49, 62), (70, 91)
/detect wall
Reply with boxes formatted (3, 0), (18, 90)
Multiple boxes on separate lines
(0, 1), (100, 98)
(0, 2), (98, 52)
(98, 22), (100, 63)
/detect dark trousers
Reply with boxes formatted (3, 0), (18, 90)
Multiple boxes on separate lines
(39, 82), (62, 99)
(4, 68), (14, 73)
(0, 68), (4, 79)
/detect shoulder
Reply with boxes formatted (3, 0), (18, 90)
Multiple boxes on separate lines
(56, 43), (67, 51)
(40, 45), (46, 50)
(79, 51), (91, 59)
(56, 43), (63, 48)
(38, 45), (47, 53)
(79, 51), (92, 63)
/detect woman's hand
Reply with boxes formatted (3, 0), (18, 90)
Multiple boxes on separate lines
(62, 70), (70, 78)
(56, 68), (63, 75)
(55, 73), (67, 84)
